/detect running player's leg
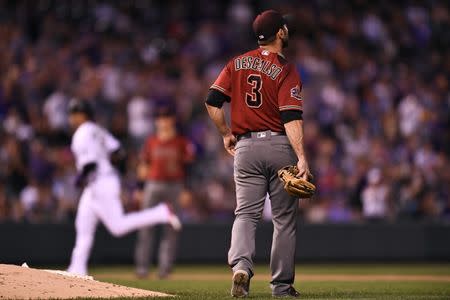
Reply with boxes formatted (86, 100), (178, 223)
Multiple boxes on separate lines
(134, 182), (163, 277)
(68, 188), (98, 276)
(228, 139), (267, 278)
(92, 176), (170, 237)
(267, 137), (298, 296)
(157, 183), (182, 278)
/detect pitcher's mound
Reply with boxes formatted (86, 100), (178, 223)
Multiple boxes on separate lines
(0, 264), (170, 299)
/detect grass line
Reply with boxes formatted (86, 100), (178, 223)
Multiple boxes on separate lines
(88, 264), (450, 300)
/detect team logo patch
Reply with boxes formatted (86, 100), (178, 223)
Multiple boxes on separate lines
(262, 50), (269, 56)
(290, 85), (302, 100)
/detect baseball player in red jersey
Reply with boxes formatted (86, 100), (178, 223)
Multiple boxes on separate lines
(134, 106), (195, 279)
(205, 10), (311, 298)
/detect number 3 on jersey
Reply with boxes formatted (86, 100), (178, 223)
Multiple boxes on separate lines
(246, 74), (262, 108)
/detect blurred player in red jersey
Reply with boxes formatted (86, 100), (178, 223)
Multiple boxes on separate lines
(134, 105), (195, 279)
(205, 10), (311, 298)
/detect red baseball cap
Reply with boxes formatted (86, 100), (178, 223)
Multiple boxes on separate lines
(252, 10), (287, 43)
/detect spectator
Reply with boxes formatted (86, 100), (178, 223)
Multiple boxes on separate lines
(20, 179), (57, 223)
(361, 169), (390, 221)
(127, 94), (153, 147)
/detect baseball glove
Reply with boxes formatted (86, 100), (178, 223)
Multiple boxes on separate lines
(278, 165), (316, 198)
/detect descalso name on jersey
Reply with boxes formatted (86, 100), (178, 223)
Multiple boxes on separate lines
(234, 56), (283, 80)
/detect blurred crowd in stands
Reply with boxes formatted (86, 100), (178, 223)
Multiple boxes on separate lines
(0, 0), (449, 224)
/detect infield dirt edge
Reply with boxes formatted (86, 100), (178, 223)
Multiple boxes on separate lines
(0, 264), (170, 299)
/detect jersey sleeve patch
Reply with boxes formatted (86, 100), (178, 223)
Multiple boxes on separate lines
(290, 85), (302, 101)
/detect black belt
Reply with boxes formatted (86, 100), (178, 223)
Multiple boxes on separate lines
(237, 130), (286, 141)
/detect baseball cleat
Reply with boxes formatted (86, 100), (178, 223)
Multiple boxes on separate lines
(273, 286), (300, 298)
(168, 214), (182, 231)
(164, 203), (182, 231)
(135, 270), (148, 279)
(231, 270), (250, 298)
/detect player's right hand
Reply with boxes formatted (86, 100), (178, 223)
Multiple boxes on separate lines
(223, 133), (237, 156)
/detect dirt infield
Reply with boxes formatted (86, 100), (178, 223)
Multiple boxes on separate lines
(0, 264), (169, 299)
(95, 272), (450, 283)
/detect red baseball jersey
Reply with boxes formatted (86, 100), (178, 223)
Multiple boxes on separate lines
(211, 48), (303, 135)
(142, 135), (194, 181)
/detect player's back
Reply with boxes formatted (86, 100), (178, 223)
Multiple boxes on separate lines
(212, 48), (302, 135)
(71, 121), (120, 175)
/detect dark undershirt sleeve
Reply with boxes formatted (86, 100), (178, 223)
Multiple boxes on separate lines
(110, 147), (127, 174)
(80, 162), (97, 178)
(205, 89), (231, 108)
(75, 162), (97, 187)
(280, 110), (303, 124)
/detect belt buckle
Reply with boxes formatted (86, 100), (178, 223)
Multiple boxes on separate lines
(256, 131), (267, 138)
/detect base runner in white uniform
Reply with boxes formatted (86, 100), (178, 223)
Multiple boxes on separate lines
(66, 99), (181, 276)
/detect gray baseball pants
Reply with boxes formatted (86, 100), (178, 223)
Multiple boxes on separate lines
(228, 134), (298, 295)
(134, 181), (182, 277)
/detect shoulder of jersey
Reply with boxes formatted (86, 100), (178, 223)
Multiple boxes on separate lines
(73, 121), (97, 139)
(80, 121), (97, 132)
(230, 48), (262, 62)
(236, 49), (290, 65)
(276, 54), (289, 66)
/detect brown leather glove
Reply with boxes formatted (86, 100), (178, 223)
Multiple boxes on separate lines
(278, 165), (316, 198)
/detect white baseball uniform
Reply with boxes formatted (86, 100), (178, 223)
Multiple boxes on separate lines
(67, 121), (171, 276)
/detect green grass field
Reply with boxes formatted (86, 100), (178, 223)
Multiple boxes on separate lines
(89, 264), (450, 299)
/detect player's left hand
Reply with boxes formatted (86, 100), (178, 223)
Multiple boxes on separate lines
(297, 157), (313, 181)
(223, 133), (237, 156)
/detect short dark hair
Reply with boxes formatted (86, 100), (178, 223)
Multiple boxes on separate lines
(68, 98), (93, 119)
(257, 35), (277, 46)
